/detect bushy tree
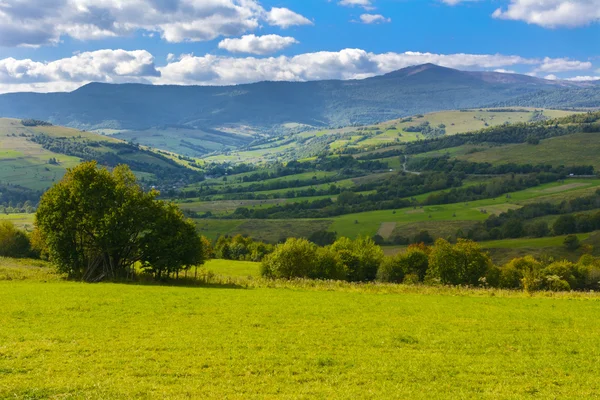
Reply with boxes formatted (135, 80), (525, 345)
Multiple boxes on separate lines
(140, 203), (205, 279)
(378, 245), (430, 283)
(261, 238), (317, 279)
(331, 236), (383, 281)
(427, 239), (491, 285)
(0, 221), (32, 258)
(35, 162), (203, 281)
(553, 215), (577, 235)
(563, 234), (580, 251)
(502, 256), (543, 291)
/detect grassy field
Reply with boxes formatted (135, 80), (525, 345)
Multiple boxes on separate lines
(0, 213), (35, 229)
(2, 265), (600, 398)
(202, 109), (577, 164)
(457, 131), (600, 170)
(0, 118), (192, 189)
(329, 179), (600, 238)
(204, 259), (260, 277)
(190, 179), (600, 240)
(195, 219), (332, 242)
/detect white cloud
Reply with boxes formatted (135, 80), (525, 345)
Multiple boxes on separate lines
(493, 0), (600, 28)
(338, 0), (375, 10)
(265, 7), (313, 28)
(441, 0), (481, 5)
(219, 34), (298, 55)
(494, 69), (517, 74)
(167, 53), (176, 63)
(359, 14), (391, 24)
(0, 0), (311, 47)
(535, 57), (592, 72)
(0, 49), (159, 93)
(544, 74), (559, 80)
(156, 50), (546, 86)
(0, 48), (595, 93)
(565, 75), (600, 81)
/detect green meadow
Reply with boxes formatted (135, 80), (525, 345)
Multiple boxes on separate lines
(2, 258), (600, 399)
(458, 131), (600, 170)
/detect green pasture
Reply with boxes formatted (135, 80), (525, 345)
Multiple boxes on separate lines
(481, 233), (591, 249)
(458, 131), (600, 170)
(204, 259), (260, 277)
(0, 213), (35, 229)
(2, 269), (600, 398)
(195, 218), (332, 242)
(330, 179), (600, 238)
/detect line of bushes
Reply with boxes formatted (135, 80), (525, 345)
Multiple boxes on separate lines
(260, 237), (600, 292)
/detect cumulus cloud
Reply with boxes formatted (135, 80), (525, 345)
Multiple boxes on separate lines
(493, 0), (600, 28)
(155, 49), (550, 86)
(218, 34), (298, 55)
(565, 75), (600, 81)
(441, 0), (480, 5)
(338, 0), (375, 10)
(0, 0), (311, 47)
(359, 14), (391, 24)
(534, 57), (592, 73)
(0, 49), (159, 93)
(265, 7), (313, 28)
(494, 69), (517, 74)
(0, 48), (595, 93)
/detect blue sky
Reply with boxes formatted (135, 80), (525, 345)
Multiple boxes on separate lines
(0, 0), (598, 93)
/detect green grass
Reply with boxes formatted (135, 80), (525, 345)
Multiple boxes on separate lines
(204, 259), (260, 277)
(329, 179), (600, 238)
(0, 213), (35, 229)
(2, 274), (600, 398)
(458, 131), (600, 170)
(194, 219), (332, 242)
(481, 233), (591, 249)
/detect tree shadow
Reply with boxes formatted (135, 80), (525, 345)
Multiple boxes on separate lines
(101, 276), (249, 290)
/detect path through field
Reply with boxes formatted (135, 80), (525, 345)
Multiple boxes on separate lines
(377, 222), (397, 239)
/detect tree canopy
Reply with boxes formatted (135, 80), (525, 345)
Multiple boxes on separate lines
(35, 161), (204, 281)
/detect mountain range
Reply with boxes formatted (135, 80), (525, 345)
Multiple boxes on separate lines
(0, 64), (598, 133)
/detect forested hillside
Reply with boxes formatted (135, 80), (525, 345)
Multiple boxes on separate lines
(0, 64), (595, 134)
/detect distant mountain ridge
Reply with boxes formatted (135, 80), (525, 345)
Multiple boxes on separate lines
(0, 64), (597, 132)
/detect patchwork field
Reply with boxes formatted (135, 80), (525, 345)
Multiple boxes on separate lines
(458, 131), (600, 170)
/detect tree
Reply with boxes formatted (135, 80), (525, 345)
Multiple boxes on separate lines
(0, 221), (31, 258)
(35, 162), (202, 281)
(526, 221), (550, 238)
(308, 230), (337, 246)
(260, 238), (317, 279)
(553, 215), (577, 235)
(331, 237), (383, 281)
(563, 234), (580, 251)
(140, 203), (205, 279)
(427, 239), (491, 285)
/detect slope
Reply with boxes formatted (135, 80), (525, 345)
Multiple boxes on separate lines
(0, 64), (591, 135)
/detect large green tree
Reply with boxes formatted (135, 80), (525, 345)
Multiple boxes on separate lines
(36, 162), (204, 281)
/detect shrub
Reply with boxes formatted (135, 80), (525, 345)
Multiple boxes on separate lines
(427, 239), (491, 285)
(376, 256), (405, 283)
(331, 237), (383, 281)
(563, 235), (580, 251)
(260, 238), (317, 279)
(553, 215), (577, 235)
(0, 221), (32, 258)
(506, 256), (544, 292)
(542, 260), (578, 289)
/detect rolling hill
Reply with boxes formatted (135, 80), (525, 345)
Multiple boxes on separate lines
(0, 64), (596, 137)
(0, 118), (201, 192)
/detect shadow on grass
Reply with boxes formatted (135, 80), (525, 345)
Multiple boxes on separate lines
(107, 275), (249, 290)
